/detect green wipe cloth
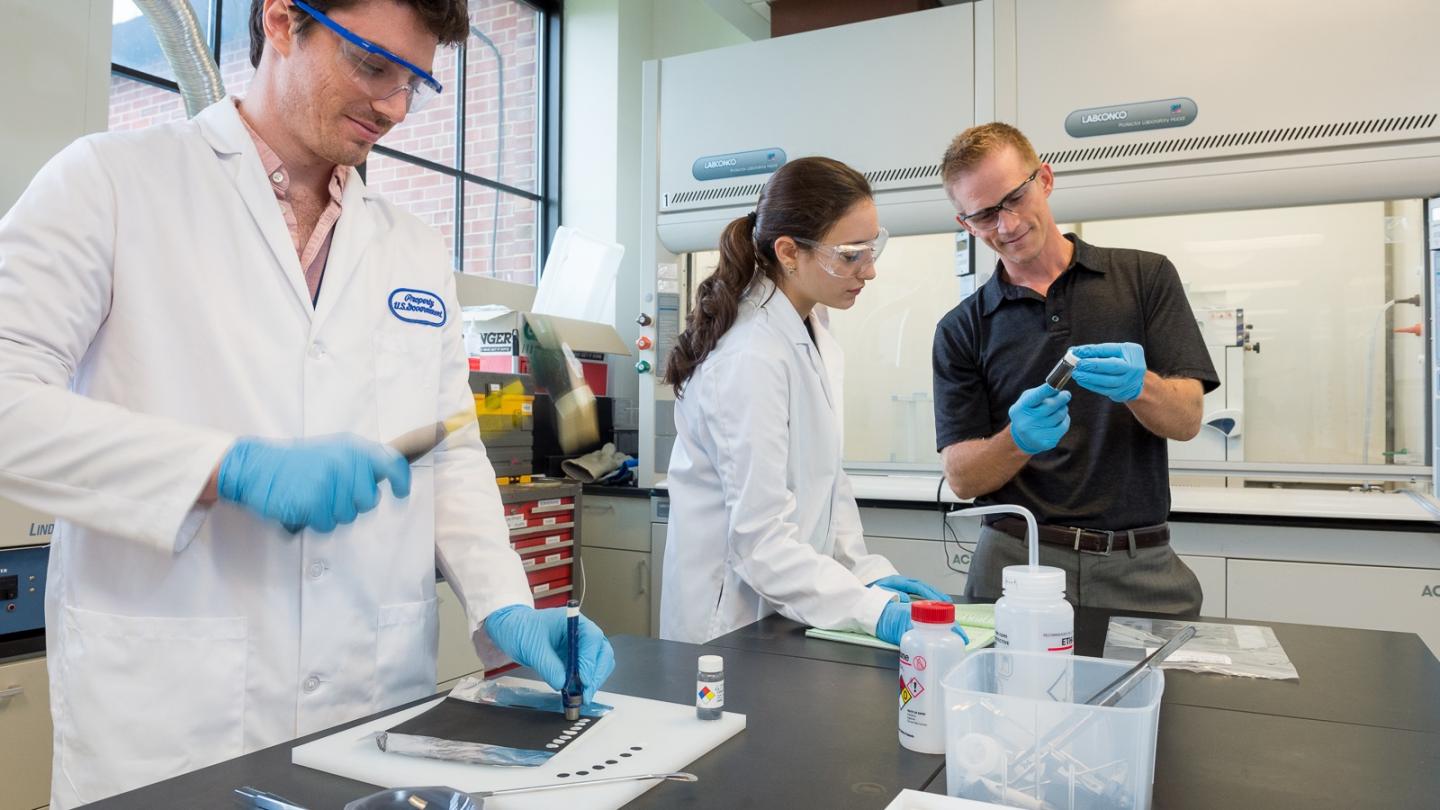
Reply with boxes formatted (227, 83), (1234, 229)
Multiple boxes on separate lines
(805, 604), (997, 652)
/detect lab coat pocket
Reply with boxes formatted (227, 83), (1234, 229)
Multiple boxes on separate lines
(373, 330), (442, 464)
(57, 606), (246, 803)
(376, 598), (440, 709)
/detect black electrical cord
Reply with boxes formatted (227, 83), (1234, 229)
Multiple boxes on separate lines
(937, 476), (976, 575)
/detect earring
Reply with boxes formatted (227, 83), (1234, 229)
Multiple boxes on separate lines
(785, 264), (796, 275)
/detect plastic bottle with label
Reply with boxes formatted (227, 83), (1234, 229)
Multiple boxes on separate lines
(994, 565), (1074, 700)
(696, 655), (724, 720)
(898, 601), (968, 753)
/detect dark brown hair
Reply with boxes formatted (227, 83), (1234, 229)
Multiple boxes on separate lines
(664, 156), (872, 395)
(249, 0), (471, 68)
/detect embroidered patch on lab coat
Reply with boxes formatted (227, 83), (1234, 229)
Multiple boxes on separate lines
(388, 288), (447, 327)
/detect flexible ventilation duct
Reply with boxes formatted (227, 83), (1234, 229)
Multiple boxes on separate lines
(135, 0), (226, 117)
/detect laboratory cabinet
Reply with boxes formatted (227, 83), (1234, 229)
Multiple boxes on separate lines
(1228, 558), (1440, 655)
(574, 493), (654, 638)
(578, 546), (652, 637)
(646, 496), (1440, 656)
(434, 579), (483, 688)
(860, 519), (1227, 618)
(1180, 554), (1227, 615)
(650, 520), (668, 636)
(579, 494), (651, 552)
(0, 653), (51, 810)
(645, 499), (1228, 623)
(435, 482), (583, 686)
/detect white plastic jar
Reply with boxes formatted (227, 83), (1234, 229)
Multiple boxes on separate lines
(994, 565), (1074, 700)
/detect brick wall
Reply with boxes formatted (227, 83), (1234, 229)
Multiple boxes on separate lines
(108, 0), (541, 283)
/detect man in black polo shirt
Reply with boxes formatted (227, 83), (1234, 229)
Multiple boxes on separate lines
(932, 122), (1219, 615)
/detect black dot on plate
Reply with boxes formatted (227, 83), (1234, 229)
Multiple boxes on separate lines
(557, 773), (570, 779)
(630, 746), (643, 751)
(593, 765), (605, 770)
(576, 770), (589, 776)
(620, 753), (632, 758)
(605, 760), (617, 765)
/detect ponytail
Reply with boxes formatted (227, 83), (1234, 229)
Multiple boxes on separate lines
(663, 213), (769, 393)
(663, 156), (873, 395)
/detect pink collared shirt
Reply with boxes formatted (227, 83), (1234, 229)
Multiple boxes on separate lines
(237, 104), (348, 306)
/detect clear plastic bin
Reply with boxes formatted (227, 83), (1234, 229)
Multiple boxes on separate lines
(942, 649), (1164, 810)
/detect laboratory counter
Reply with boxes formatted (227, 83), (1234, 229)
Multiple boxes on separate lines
(838, 473), (1440, 525)
(581, 483), (651, 499)
(85, 615), (1439, 810)
(708, 605), (1440, 734)
(84, 635), (942, 810)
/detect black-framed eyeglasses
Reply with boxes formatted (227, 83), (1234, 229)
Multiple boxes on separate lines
(955, 168), (1040, 232)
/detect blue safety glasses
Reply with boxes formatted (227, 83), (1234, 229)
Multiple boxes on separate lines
(291, 0), (444, 113)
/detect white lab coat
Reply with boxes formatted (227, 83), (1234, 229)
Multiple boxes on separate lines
(0, 98), (532, 808)
(659, 278), (899, 644)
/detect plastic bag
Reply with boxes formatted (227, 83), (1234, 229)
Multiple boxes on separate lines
(449, 676), (613, 717)
(371, 731), (551, 767)
(1103, 617), (1299, 681)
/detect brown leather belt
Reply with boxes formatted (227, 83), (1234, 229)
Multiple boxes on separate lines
(989, 516), (1170, 554)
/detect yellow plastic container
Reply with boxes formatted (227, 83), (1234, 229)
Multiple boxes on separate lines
(474, 380), (534, 417)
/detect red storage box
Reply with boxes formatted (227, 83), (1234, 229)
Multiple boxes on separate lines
(534, 593), (570, 609)
(512, 530), (573, 554)
(531, 580), (573, 601)
(509, 515), (576, 538)
(530, 497), (576, 515)
(525, 564), (570, 589)
(522, 548), (573, 571)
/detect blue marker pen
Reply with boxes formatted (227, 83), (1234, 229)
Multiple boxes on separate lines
(562, 599), (583, 720)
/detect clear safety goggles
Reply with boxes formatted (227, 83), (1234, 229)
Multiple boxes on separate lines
(292, 0), (444, 113)
(791, 226), (889, 279)
(956, 168), (1039, 232)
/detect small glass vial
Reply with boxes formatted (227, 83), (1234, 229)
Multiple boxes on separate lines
(1045, 348), (1080, 390)
(696, 655), (724, 720)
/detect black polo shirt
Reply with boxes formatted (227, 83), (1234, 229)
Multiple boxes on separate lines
(932, 234), (1219, 530)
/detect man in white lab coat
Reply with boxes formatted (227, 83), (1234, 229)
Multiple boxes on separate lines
(0, 2), (612, 806)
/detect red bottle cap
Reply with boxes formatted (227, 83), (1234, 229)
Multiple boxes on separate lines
(910, 600), (955, 624)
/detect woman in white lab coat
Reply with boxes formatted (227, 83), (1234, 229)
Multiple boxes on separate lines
(659, 156), (951, 644)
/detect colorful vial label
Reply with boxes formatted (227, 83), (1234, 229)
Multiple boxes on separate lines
(697, 680), (724, 708)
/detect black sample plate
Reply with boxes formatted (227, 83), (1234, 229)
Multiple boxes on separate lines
(387, 699), (600, 754)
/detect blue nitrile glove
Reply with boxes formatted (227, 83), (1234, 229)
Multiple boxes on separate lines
(1008, 383), (1072, 455)
(875, 600), (970, 645)
(217, 435), (412, 533)
(1071, 342), (1148, 403)
(869, 575), (953, 604)
(485, 604), (617, 705)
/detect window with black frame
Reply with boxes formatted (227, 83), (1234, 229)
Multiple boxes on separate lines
(109, 0), (559, 283)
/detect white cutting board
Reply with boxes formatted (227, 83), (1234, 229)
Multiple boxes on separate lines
(882, 789), (1018, 809)
(291, 677), (745, 809)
